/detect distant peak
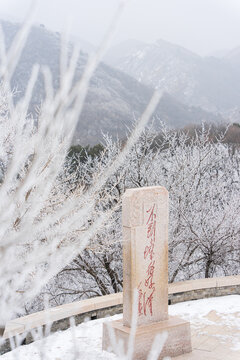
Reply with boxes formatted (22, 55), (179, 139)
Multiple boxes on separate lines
(154, 38), (200, 58)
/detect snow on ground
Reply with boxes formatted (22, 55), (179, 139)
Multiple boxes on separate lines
(170, 294), (240, 326)
(1, 295), (240, 360)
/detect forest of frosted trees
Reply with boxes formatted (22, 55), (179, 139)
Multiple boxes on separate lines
(28, 125), (240, 311)
(0, 1), (239, 344)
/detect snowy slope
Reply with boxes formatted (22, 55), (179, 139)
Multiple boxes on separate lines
(106, 39), (240, 113)
(1, 21), (224, 145)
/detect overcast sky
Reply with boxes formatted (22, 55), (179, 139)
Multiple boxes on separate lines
(1, 0), (240, 55)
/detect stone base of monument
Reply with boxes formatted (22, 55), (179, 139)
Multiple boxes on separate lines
(102, 316), (192, 360)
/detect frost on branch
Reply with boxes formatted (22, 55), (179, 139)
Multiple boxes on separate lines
(0, 14), (161, 326)
(29, 125), (240, 311)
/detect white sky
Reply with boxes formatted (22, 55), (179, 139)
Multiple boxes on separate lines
(0, 0), (240, 55)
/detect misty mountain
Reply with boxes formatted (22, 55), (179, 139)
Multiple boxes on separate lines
(105, 39), (240, 113)
(1, 21), (223, 145)
(208, 49), (230, 58)
(224, 46), (240, 71)
(69, 34), (96, 54)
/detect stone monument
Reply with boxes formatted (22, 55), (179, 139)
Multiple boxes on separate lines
(102, 186), (192, 359)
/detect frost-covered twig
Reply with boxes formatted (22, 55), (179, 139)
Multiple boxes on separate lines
(0, 0), (162, 327)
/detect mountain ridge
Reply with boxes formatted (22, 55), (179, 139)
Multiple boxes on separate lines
(1, 20), (224, 145)
(105, 39), (240, 113)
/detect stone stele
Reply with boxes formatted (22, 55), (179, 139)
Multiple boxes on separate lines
(102, 186), (192, 359)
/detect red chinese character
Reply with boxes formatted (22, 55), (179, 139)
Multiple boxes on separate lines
(146, 204), (156, 225)
(138, 287), (155, 316)
(145, 260), (155, 289)
(138, 204), (157, 318)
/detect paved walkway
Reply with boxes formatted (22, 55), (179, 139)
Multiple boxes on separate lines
(176, 310), (240, 360)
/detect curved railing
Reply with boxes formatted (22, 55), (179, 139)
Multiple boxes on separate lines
(3, 274), (240, 340)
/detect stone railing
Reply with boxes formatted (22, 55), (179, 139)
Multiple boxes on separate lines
(2, 274), (240, 352)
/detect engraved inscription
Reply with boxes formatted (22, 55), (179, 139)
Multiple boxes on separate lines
(137, 204), (157, 317)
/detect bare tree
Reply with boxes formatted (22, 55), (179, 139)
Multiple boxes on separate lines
(37, 124), (240, 309)
(0, 5), (162, 327)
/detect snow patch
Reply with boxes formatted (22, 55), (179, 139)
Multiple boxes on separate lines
(2, 296), (240, 359)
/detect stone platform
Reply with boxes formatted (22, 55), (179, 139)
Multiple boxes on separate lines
(176, 308), (240, 360)
(102, 316), (192, 359)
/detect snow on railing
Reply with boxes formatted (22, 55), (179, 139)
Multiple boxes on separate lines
(3, 274), (240, 340)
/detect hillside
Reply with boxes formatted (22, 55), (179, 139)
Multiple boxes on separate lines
(105, 39), (240, 113)
(2, 21), (224, 145)
(224, 46), (240, 71)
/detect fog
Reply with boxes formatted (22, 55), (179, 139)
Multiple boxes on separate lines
(1, 0), (240, 55)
